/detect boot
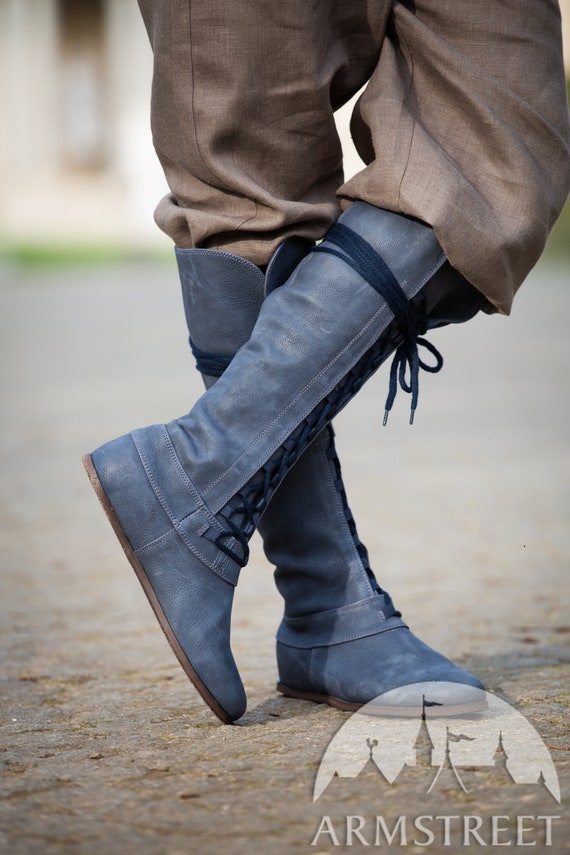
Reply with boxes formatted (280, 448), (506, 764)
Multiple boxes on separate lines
(176, 238), (431, 679)
(84, 202), (486, 723)
(176, 237), (405, 694)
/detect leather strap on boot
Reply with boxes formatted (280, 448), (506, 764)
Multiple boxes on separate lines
(313, 223), (444, 424)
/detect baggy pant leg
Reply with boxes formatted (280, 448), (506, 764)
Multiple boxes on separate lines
(136, 0), (391, 266)
(341, 0), (570, 313)
(139, 0), (569, 312)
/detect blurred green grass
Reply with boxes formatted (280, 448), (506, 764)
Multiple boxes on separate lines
(0, 203), (568, 270)
(0, 243), (175, 268)
(1, 75), (568, 270)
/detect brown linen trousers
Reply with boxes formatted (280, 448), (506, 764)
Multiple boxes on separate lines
(138, 0), (570, 314)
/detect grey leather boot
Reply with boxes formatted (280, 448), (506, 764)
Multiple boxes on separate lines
(176, 238), (399, 680)
(84, 202), (486, 723)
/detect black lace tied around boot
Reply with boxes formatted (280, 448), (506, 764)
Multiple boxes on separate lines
(207, 224), (444, 569)
(189, 340), (232, 378)
(314, 223), (444, 425)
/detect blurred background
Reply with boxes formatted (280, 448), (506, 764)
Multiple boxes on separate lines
(0, 0), (167, 257)
(0, 8), (568, 851)
(0, 0), (569, 260)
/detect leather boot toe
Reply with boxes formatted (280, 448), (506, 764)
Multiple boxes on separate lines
(84, 431), (246, 724)
(277, 615), (485, 715)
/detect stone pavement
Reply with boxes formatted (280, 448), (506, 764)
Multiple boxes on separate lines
(0, 257), (568, 854)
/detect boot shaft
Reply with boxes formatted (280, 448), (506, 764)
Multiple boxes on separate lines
(165, 203), (447, 515)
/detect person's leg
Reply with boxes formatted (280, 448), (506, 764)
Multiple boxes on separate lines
(86, 1), (569, 725)
(85, 201), (487, 723)
(135, 0), (458, 715)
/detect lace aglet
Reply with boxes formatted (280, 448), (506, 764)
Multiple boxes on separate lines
(383, 409), (389, 427)
(409, 407), (416, 426)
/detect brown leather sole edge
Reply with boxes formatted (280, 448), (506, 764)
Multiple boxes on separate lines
(276, 682), (487, 717)
(82, 453), (235, 725)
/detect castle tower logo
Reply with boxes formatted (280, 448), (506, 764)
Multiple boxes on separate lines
(314, 691), (560, 803)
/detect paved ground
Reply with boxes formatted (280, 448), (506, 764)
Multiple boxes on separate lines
(0, 256), (568, 854)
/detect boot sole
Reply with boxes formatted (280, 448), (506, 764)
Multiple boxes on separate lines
(82, 453), (235, 725)
(276, 682), (487, 717)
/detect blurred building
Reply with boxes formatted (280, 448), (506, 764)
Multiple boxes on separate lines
(0, 0), (569, 250)
(0, 0), (169, 248)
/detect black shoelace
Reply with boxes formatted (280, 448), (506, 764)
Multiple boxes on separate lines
(312, 222), (444, 425)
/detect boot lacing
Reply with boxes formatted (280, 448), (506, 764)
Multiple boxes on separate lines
(313, 222), (444, 425)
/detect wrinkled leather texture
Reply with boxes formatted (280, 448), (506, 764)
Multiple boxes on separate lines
(176, 236), (312, 385)
(276, 594), (406, 647)
(262, 431), (381, 617)
(90, 433), (246, 721)
(277, 625), (484, 706)
(176, 247), (265, 359)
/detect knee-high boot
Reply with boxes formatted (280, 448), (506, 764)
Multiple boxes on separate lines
(84, 202), (486, 723)
(175, 237), (405, 701)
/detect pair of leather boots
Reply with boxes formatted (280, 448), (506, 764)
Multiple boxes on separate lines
(84, 202), (486, 723)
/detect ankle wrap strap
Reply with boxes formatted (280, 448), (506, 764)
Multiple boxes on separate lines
(313, 223), (444, 424)
(277, 593), (406, 648)
(189, 339), (232, 378)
